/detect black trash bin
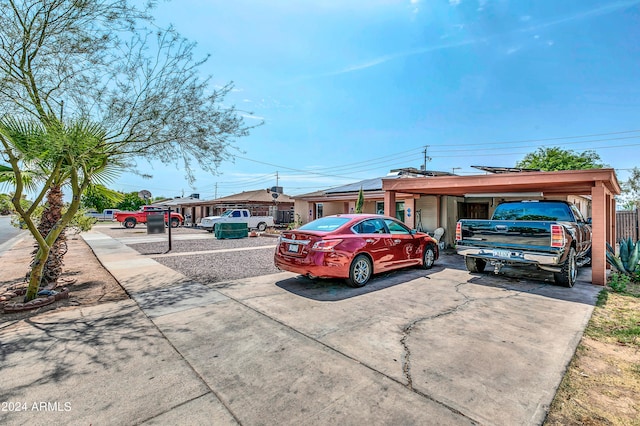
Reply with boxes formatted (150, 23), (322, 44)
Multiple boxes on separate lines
(147, 212), (165, 234)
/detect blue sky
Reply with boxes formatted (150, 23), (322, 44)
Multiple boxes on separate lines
(112, 0), (640, 199)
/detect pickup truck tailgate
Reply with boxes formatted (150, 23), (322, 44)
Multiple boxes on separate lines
(460, 220), (555, 249)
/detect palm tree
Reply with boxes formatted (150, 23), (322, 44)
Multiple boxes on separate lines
(1, 116), (119, 301)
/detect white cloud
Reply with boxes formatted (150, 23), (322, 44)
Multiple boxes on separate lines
(520, 15), (531, 22)
(449, 0), (461, 5)
(506, 46), (522, 55)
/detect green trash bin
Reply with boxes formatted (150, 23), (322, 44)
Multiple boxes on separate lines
(214, 222), (248, 239)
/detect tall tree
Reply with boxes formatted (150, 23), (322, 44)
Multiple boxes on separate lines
(516, 147), (607, 171)
(0, 1), (257, 300)
(355, 186), (364, 213)
(116, 192), (146, 211)
(81, 184), (124, 213)
(619, 167), (640, 210)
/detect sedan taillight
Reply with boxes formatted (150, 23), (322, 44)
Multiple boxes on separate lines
(312, 239), (343, 252)
(455, 222), (462, 241)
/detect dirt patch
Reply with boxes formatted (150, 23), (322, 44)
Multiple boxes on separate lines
(0, 234), (128, 324)
(545, 291), (640, 425)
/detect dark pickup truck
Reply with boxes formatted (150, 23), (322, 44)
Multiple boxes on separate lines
(455, 200), (592, 287)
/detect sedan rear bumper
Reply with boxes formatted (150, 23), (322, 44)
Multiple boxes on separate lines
(274, 251), (351, 279)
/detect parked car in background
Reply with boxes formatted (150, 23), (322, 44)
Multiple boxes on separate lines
(84, 208), (120, 221)
(114, 206), (184, 229)
(200, 208), (274, 233)
(274, 214), (439, 287)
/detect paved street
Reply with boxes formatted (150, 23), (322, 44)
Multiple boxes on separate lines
(0, 216), (24, 256)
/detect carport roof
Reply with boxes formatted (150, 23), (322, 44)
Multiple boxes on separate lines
(382, 168), (621, 197)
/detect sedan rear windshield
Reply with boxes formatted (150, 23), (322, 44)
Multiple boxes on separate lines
(299, 217), (350, 232)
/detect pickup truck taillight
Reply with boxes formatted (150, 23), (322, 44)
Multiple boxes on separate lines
(550, 224), (565, 248)
(455, 222), (462, 241)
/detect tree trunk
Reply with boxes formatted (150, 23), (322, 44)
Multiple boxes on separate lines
(25, 246), (50, 301)
(26, 185), (67, 299)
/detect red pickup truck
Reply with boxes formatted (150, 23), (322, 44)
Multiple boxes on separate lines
(114, 206), (184, 229)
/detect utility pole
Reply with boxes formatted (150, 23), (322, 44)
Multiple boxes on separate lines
(452, 167), (461, 175)
(422, 145), (432, 171)
(276, 171), (279, 188)
(214, 183), (218, 199)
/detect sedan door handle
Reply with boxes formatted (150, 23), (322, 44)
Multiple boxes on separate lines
(394, 239), (401, 244)
(366, 239), (375, 243)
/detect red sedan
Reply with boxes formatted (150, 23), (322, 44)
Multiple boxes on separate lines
(274, 214), (439, 287)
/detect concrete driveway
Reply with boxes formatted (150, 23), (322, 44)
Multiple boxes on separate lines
(173, 253), (600, 425)
(2, 229), (601, 425)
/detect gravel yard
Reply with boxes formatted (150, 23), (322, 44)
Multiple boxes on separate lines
(127, 234), (277, 255)
(93, 224), (282, 283)
(152, 248), (281, 283)
(96, 223), (209, 238)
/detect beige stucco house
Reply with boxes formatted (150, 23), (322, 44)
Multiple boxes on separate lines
(292, 167), (620, 285)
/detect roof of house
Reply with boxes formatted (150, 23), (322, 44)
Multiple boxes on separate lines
(325, 177), (385, 194)
(472, 166), (541, 174)
(213, 189), (293, 203)
(153, 196), (201, 207)
(152, 189), (293, 207)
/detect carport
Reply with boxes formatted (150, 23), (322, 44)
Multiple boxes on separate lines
(382, 168), (621, 285)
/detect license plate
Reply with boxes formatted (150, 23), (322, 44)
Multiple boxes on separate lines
(288, 244), (299, 253)
(493, 249), (511, 258)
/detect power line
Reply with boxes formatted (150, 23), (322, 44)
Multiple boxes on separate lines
(231, 129), (640, 179)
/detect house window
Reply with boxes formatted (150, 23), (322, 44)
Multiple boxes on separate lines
(376, 201), (384, 215)
(316, 203), (324, 219)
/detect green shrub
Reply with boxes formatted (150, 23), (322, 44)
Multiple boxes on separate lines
(608, 272), (630, 293)
(606, 238), (640, 275)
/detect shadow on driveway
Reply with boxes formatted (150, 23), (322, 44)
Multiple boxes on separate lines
(276, 252), (601, 306)
(275, 265), (444, 302)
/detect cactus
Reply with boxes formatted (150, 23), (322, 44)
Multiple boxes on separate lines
(606, 239), (640, 274)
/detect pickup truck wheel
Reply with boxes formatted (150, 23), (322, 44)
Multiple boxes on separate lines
(124, 218), (136, 229)
(346, 254), (372, 288)
(554, 247), (577, 287)
(257, 222), (267, 232)
(465, 256), (486, 273)
(422, 245), (435, 269)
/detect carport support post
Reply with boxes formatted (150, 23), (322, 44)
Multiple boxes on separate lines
(384, 191), (396, 218)
(591, 182), (607, 286)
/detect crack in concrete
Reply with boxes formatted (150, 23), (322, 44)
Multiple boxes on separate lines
(215, 287), (483, 424)
(401, 282), (472, 390)
(400, 280), (549, 391)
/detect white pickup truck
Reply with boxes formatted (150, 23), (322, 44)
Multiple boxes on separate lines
(200, 209), (274, 232)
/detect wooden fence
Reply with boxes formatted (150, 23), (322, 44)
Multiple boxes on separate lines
(616, 210), (639, 242)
